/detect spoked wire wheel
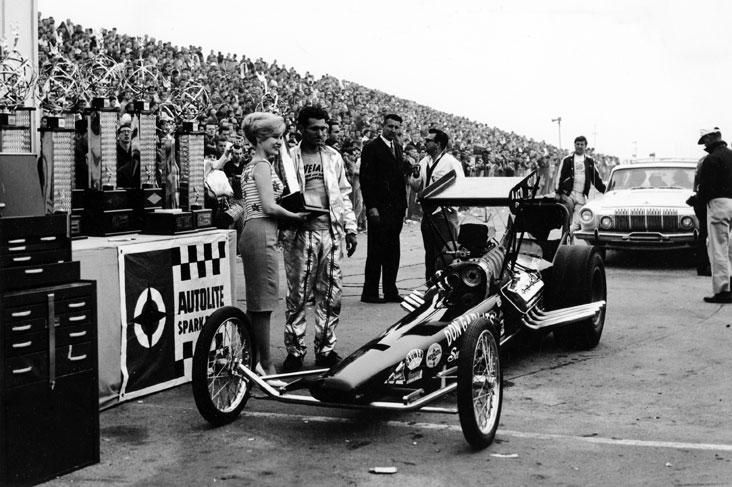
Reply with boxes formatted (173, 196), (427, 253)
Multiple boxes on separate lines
(192, 306), (254, 425)
(457, 317), (503, 450)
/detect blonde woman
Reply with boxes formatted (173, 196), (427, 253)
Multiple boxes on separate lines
(240, 112), (308, 380)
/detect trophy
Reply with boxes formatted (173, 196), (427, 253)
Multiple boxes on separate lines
(0, 27), (37, 152)
(122, 56), (165, 228)
(175, 82), (212, 230)
(37, 49), (83, 221)
(75, 53), (137, 236)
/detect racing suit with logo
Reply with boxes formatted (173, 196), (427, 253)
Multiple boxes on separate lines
(280, 144), (357, 360)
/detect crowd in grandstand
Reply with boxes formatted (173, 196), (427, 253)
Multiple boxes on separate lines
(38, 14), (619, 192)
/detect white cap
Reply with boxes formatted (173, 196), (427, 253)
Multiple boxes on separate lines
(698, 127), (720, 144)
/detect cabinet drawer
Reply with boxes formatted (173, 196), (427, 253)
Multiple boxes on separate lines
(0, 248), (71, 268)
(3, 317), (45, 337)
(5, 331), (46, 357)
(5, 323), (92, 355)
(0, 214), (68, 244)
(3, 297), (91, 323)
(2, 281), (94, 308)
(0, 261), (80, 291)
(0, 236), (71, 256)
(4, 342), (94, 387)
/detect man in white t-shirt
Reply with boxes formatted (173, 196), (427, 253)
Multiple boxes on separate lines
(408, 129), (465, 281)
(554, 135), (606, 233)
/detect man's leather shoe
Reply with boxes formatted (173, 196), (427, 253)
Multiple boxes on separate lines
(703, 292), (732, 304)
(361, 295), (385, 303)
(383, 294), (403, 303)
(697, 267), (712, 277)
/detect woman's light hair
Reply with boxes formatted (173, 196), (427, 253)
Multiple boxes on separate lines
(242, 112), (286, 146)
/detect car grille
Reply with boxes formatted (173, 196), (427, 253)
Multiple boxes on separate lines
(614, 208), (679, 232)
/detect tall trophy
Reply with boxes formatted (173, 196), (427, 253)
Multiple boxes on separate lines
(176, 83), (212, 230)
(0, 27), (37, 153)
(37, 49), (83, 218)
(123, 56), (164, 227)
(77, 53), (137, 236)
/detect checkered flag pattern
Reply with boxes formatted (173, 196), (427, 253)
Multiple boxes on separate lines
(171, 240), (227, 281)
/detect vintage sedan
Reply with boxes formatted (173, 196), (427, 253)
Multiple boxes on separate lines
(575, 161), (700, 250)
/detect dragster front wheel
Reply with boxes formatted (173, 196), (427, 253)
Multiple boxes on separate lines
(192, 306), (255, 426)
(456, 317), (503, 450)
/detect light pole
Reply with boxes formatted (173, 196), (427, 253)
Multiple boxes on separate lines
(551, 117), (562, 151)
(632, 140), (637, 159)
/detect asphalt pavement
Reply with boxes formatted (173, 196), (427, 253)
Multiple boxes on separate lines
(39, 214), (732, 487)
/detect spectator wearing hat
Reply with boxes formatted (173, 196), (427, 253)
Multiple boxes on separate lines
(696, 127), (732, 304)
(359, 114), (408, 303)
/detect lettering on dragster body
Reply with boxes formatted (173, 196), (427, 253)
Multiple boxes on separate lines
(444, 312), (481, 347)
(177, 314), (211, 334)
(177, 285), (225, 314)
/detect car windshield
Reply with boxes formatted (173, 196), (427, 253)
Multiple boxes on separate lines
(607, 167), (695, 191)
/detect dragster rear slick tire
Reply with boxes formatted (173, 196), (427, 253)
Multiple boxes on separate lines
(192, 306), (255, 426)
(457, 317), (503, 450)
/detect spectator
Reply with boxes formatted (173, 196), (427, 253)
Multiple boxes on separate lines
(696, 128), (732, 304)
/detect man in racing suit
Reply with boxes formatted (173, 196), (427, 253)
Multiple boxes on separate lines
(554, 135), (606, 234)
(280, 106), (358, 372)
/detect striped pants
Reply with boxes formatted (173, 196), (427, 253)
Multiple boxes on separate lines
(281, 228), (344, 359)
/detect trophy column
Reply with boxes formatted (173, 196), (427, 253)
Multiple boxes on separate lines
(39, 117), (76, 215)
(0, 107), (34, 153)
(177, 121), (212, 230)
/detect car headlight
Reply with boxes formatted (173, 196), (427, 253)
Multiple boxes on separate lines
(680, 216), (695, 230)
(599, 216), (614, 229)
(580, 208), (594, 223)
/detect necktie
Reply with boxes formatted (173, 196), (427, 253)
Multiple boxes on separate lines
(390, 141), (395, 158)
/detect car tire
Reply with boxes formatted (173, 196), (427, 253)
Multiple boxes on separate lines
(457, 317), (503, 450)
(548, 245), (607, 350)
(192, 306), (254, 426)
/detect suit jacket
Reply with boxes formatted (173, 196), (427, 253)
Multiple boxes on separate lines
(360, 137), (408, 216)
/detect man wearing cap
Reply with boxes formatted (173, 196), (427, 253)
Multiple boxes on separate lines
(554, 135), (606, 234)
(697, 127), (732, 304)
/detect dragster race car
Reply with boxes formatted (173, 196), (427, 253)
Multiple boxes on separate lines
(191, 170), (607, 450)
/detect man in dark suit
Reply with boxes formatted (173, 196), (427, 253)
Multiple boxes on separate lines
(359, 114), (409, 303)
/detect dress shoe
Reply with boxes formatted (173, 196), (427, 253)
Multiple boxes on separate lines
(383, 294), (404, 303)
(282, 353), (303, 372)
(315, 351), (342, 367)
(696, 267), (712, 277)
(361, 295), (385, 304)
(703, 291), (732, 304)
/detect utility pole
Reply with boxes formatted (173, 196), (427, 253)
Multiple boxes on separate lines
(632, 141), (637, 159)
(551, 117), (562, 151)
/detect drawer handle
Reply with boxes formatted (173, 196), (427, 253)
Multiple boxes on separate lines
(40, 236), (57, 242)
(69, 314), (87, 322)
(8, 238), (26, 244)
(68, 352), (87, 362)
(12, 366), (32, 375)
(12, 256), (31, 262)
(68, 301), (86, 308)
(69, 331), (87, 338)
(11, 310), (31, 317)
(12, 341), (32, 349)
(11, 324), (32, 332)
(8, 246), (27, 252)
(24, 268), (44, 275)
